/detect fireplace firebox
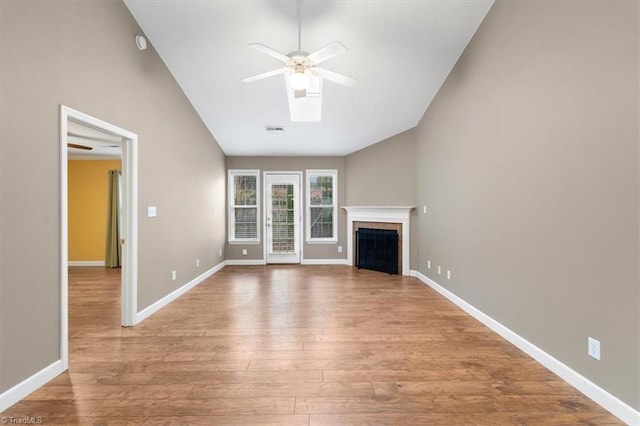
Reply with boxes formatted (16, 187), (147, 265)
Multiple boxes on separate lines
(356, 228), (399, 274)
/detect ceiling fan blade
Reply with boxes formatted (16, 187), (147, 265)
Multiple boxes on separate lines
(241, 67), (287, 83)
(294, 89), (306, 98)
(307, 41), (347, 65)
(249, 43), (290, 64)
(68, 143), (93, 151)
(315, 67), (356, 87)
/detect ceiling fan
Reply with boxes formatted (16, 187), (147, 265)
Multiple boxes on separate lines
(241, 0), (355, 98)
(67, 143), (93, 151)
(67, 133), (121, 151)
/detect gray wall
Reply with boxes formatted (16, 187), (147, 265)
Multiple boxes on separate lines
(225, 157), (346, 261)
(344, 129), (418, 268)
(0, 0), (226, 394)
(415, 0), (639, 409)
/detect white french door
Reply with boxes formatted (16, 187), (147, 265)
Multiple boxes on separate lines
(265, 173), (301, 264)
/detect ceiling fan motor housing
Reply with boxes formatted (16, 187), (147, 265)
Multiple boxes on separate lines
(288, 53), (312, 67)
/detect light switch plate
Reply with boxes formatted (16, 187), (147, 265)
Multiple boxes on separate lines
(147, 206), (157, 218)
(588, 337), (601, 360)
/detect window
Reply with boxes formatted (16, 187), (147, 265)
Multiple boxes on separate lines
(306, 169), (337, 243)
(228, 170), (260, 243)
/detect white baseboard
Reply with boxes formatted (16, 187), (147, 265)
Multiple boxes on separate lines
(68, 260), (105, 267)
(226, 259), (348, 266)
(301, 259), (350, 265)
(410, 270), (640, 425)
(225, 259), (267, 266)
(0, 360), (64, 412)
(136, 261), (226, 323)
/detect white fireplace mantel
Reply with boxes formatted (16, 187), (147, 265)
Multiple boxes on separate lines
(342, 206), (415, 275)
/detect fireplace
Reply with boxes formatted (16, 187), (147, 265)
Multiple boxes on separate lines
(342, 206), (414, 276)
(356, 228), (399, 274)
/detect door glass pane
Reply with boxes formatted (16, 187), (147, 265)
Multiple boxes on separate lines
(271, 184), (295, 253)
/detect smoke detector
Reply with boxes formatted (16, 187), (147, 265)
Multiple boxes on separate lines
(135, 35), (147, 51)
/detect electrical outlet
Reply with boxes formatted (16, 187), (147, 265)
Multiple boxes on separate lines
(447, 270), (451, 280)
(338, 246), (343, 253)
(171, 270), (176, 281)
(437, 266), (441, 275)
(219, 248), (223, 257)
(423, 205), (427, 214)
(427, 260), (431, 269)
(242, 249), (248, 256)
(196, 259), (200, 267)
(588, 337), (601, 360)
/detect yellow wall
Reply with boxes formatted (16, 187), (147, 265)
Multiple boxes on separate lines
(68, 159), (121, 261)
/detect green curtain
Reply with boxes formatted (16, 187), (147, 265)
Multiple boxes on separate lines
(105, 170), (122, 268)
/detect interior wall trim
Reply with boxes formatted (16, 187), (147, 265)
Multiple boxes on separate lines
(225, 259), (267, 266)
(67, 261), (105, 267)
(300, 259), (349, 265)
(410, 270), (640, 425)
(136, 261), (226, 323)
(0, 360), (64, 412)
(60, 104), (139, 371)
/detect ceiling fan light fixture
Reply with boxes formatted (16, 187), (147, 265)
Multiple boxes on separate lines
(289, 70), (310, 91)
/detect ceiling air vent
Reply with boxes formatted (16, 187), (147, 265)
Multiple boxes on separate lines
(265, 126), (284, 133)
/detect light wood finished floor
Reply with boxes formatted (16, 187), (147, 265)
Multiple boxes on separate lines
(3, 265), (620, 424)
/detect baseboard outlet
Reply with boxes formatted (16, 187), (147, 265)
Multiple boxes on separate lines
(136, 261), (226, 323)
(225, 259), (267, 266)
(0, 360), (64, 412)
(68, 260), (105, 267)
(410, 270), (640, 425)
(301, 259), (350, 265)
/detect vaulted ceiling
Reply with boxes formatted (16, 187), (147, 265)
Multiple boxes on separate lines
(124, 1), (493, 156)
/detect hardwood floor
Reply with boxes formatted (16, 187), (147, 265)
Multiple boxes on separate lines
(3, 265), (621, 424)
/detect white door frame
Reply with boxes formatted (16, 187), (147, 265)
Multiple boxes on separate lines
(263, 171), (303, 264)
(60, 105), (138, 370)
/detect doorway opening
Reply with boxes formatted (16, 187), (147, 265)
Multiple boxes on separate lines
(60, 105), (138, 370)
(264, 172), (302, 264)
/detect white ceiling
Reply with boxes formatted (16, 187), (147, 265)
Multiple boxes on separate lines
(68, 120), (122, 159)
(124, 0), (493, 156)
